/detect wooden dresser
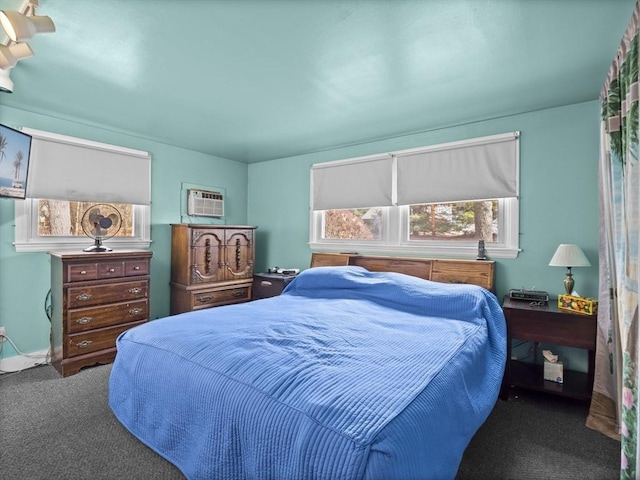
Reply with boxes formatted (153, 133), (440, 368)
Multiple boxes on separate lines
(49, 250), (152, 377)
(170, 224), (256, 314)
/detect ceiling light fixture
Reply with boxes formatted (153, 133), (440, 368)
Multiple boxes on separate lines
(0, 0), (54, 93)
(0, 42), (33, 69)
(0, 9), (55, 42)
(0, 67), (14, 93)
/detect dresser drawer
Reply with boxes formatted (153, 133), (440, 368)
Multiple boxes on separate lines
(67, 298), (149, 333)
(253, 273), (297, 299)
(67, 280), (148, 308)
(66, 321), (145, 358)
(67, 263), (99, 282)
(125, 259), (149, 276)
(98, 261), (125, 279)
(67, 261), (128, 281)
(190, 285), (251, 310)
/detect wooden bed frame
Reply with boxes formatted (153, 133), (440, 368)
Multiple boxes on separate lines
(310, 253), (495, 291)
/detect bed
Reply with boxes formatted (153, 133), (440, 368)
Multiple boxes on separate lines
(108, 257), (506, 480)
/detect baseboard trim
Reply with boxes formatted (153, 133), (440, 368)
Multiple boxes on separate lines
(0, 349), (50, 373)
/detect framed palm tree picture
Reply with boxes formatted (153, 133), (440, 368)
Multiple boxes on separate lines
(0, 123), (32, 199)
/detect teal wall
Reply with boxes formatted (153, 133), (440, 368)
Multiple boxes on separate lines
(248, 100), (600, 299)
(248, 100), (601, 372)
(0, 105), (248, 360)
(0, 99), (601, 374)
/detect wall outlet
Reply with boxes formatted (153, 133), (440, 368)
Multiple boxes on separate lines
(0, 326), (6, 341)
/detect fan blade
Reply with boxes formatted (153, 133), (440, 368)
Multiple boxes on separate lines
(88, 209), (103, 223)
(107, 213), (120, 226)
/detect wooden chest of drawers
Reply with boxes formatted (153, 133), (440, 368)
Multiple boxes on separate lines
(49, 250), (152, 377)
(170, 224), (256, 314)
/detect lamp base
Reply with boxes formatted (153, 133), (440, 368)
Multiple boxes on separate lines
(563, 268), (574, 295)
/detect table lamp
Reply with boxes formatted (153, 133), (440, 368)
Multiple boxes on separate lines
(549, 244), (591, 295)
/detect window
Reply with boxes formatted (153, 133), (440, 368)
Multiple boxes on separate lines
(15, 199), (150, 252)
(38, 201), (134, 237)
(13, 128), (151, 253)
(309, 132), (520, 259)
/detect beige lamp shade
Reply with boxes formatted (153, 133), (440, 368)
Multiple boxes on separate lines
(549, 244), (591, 268)
(0, 10), (55, 42)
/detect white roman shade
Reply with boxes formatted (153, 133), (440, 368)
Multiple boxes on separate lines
(22, 127), (151, 205)
(395, 132), (519, 205)
(311, 154), (393, 210)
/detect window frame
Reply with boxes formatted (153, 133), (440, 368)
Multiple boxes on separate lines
(309, 198), (520, 258)
(309, 198), (519, 259)
(309, 133), (520, 259)
(14, 200), (151, 253)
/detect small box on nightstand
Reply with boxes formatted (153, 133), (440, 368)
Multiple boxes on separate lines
(544, 361), (564, 383)
(252, 273), (297, 300)
(558, 294), (598, 315)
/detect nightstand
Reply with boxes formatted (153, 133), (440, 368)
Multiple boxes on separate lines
(500, 297), (597, 401)
(252, 273), (297, 300)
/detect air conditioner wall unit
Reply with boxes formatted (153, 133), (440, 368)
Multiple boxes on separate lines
(187, 189), (224, 217)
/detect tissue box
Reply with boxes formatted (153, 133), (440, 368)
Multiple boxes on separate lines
(544, 361), (564, 383)
(558, 294), (598, 315)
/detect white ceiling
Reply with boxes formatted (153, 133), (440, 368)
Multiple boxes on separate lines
(0, 0), (636, 163)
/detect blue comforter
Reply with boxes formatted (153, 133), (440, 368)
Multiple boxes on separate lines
(109, 266), (506, 480)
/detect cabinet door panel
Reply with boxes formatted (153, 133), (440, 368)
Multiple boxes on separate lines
(191, 229), (226, 284)
(224, 229), (254, 279)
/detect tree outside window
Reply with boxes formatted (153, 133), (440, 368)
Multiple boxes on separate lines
(323, 200), (497, 242)
(38, 200), (134, 237)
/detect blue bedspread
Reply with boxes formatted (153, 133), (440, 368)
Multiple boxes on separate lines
(109, 266), (506, 480)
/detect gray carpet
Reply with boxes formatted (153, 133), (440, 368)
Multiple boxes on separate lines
(0, 364), (620, 480)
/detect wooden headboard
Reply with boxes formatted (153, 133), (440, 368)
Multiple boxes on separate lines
(310, 253), (495, 291)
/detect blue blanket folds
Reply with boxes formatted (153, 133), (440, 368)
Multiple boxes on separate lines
(109, 266), (506, 480)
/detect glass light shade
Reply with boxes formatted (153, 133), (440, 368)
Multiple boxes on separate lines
(0, 43), (33, 69)
(548, 244), (591, 267)
(0, 10), (55, 42)
(0, 68), (14, 93)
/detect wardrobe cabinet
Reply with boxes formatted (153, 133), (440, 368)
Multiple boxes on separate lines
(49, 250), (152, 377)
(170, 224), (256, 314)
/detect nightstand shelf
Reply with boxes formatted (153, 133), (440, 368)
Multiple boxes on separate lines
(501, 297), (597, 401)
(509, 360), (593, 399)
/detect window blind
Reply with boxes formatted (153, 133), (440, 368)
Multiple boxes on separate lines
(311, 154), (393, 210)
(22, 128), (151, 205)
(395, 132), (519, 205)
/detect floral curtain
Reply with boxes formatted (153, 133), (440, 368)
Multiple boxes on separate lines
(591, 2), (640, 478)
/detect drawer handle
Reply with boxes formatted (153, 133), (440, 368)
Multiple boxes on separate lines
(260, 281), (273, 287)
(108, 268), (115, 273)
(76, 293), (92, 302)
(232, 291), (245, 297)
(76, 317), (92, 325)
(133, 266), (141, 270)
(129, 307), (143, 315)
(196, 295), (213, 302)
(76, 340), (93, 349)
(128, 287), (143, 294)
(80, 270), (87, 275)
